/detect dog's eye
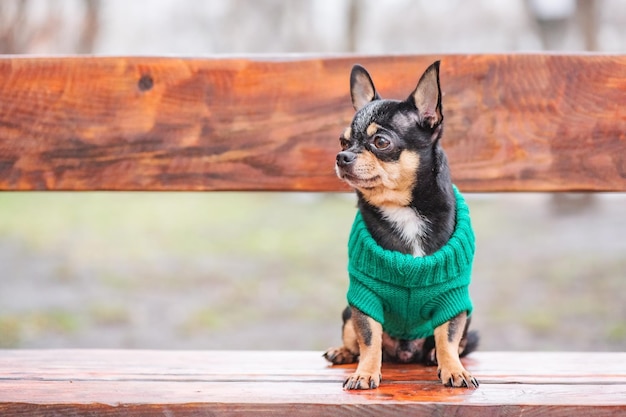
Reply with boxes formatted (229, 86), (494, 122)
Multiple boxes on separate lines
(373, 136), (391, 150)
(339, 137), (350, 150)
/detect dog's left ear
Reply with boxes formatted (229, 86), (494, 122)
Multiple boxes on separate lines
(407, 61), (442, 129)
(350, 64), (381, 111)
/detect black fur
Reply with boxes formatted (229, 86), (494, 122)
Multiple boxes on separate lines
(352, 308), (373, 346)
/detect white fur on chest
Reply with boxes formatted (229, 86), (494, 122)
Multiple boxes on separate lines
(379, 206), (428, 257)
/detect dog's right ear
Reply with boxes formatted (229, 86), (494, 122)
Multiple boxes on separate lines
(350, 65), (380, 111)
(408, 61), (442, 129)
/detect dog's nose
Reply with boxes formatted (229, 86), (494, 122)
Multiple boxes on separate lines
(336, 151), (356, 167)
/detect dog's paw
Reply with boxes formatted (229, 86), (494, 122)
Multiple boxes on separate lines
(343, 372), (381, 390)
(323, 347), (358, 365)
(438, 364), (479, 389)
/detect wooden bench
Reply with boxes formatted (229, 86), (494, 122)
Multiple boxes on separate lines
(0, 54), (625, 416)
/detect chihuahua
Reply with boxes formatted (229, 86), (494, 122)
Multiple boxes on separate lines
(324, 61), (479, 390)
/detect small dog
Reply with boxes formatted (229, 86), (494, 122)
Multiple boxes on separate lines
(324, 61), (479, 390)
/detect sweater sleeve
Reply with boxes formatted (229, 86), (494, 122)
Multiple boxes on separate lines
(346, 274), (386, 326)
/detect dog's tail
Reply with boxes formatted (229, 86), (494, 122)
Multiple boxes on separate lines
(460, 330), (480, 357)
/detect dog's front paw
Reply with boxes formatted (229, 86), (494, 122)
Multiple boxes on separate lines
(323, 346), (358, 365)
(343, 372), (381, 390)
(438, 364), (479, 389)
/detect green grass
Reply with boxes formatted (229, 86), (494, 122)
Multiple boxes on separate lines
(0, 192), (354, 259)
(88, 304), (131, 326)
(0, 192), (356, 349)
(0, 316), (21, 348)
(0, 192), (624, 351)
(0, 310), (81, 348)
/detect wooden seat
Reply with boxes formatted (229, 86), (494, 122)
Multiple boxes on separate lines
(1, 350), (625, 415)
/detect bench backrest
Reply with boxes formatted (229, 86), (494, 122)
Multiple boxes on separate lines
(0, 55), (624, 192)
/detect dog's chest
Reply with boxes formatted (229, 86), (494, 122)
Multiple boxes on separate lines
(379, 206), (428, 257)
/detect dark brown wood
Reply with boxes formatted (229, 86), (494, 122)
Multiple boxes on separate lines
(0, 55), (624, 192)
(0, 350), (624, 416)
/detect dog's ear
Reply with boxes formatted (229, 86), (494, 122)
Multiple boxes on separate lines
(350, 64), (380, 111)
(407, 61), (442, 129)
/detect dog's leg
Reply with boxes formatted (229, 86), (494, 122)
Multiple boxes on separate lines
(323, 307), (360, 364)
(343, 307), (383, 390)
(433, 312), (479, 388)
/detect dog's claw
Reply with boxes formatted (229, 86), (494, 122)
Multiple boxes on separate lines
(343, 373), (381, 390)
(323, 347), (358, 365)
(438, 364), (478, 389)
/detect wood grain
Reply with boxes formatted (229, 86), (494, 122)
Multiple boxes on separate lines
(0, 55), (624, 191)
(0, 350), (625, 416)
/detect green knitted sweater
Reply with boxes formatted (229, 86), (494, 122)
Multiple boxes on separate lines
(347, 186), (475, 340)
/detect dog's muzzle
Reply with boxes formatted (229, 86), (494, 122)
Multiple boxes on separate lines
(336, 151), (357, 168)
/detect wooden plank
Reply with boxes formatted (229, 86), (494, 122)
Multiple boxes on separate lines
(0, 55), (624, 192)
(0, 350), (625, 416)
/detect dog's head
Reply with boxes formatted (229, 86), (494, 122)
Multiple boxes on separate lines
(335, 61), (444, 207)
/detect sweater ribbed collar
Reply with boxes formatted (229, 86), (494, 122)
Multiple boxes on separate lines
(348, 185), (475, 288)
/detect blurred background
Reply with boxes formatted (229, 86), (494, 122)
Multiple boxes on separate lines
(0, 0), (624, 352)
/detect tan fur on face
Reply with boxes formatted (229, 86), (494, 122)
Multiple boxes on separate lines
(349, 151), (420, 207)
(366, 123), (380, 137)
(342, 127), (352, 139)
